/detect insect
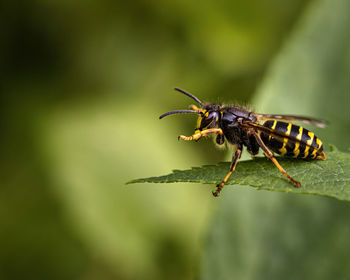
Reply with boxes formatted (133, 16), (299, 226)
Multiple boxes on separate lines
(160, 88), (327, 197)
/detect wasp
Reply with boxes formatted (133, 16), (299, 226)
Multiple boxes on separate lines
(160, 88), (327, 197)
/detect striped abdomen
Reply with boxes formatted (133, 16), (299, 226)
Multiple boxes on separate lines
(260, 120), (326, 160)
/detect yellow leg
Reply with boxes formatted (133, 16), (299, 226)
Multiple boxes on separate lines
(254, 132), (301, 188)
(189, 104), (202, 112)
(213, 147), (242, 197)
(178, 128), (223, 141)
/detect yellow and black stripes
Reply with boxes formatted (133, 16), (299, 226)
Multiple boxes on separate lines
(260, 120), (325, 160)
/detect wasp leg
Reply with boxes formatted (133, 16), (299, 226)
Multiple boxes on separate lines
(189, 104), (202, 111)
(254, 132), (301, 188)
(213, 146), (242, 197)
(178, 128), (223, 141)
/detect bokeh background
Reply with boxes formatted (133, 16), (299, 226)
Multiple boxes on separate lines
(2, 0), (350, 279)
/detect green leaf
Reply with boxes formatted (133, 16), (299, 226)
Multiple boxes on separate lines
(129, 0), (350, 206)
(128, 146), (350, 201)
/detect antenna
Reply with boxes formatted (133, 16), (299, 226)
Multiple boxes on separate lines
(174, 88), (204, 107)
(159, 110), (202, 119)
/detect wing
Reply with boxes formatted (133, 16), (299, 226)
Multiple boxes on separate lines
(241, 121), (307, 145)
(256, 113), (327, 128)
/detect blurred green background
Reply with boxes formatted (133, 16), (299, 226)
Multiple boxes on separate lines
(2, 0), (350, 279)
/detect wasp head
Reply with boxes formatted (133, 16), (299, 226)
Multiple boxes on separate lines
(196, 104), (221, 130)
(159, 88), (221, 130)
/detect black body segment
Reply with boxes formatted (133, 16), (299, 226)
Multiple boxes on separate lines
(260, 120), (325, 159)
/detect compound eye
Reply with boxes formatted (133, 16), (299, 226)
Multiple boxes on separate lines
(207, 111), (217, 120)
(200, 111), (218, 128)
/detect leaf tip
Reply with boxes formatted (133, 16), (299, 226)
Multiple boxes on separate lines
(125, 179), (141, 185)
